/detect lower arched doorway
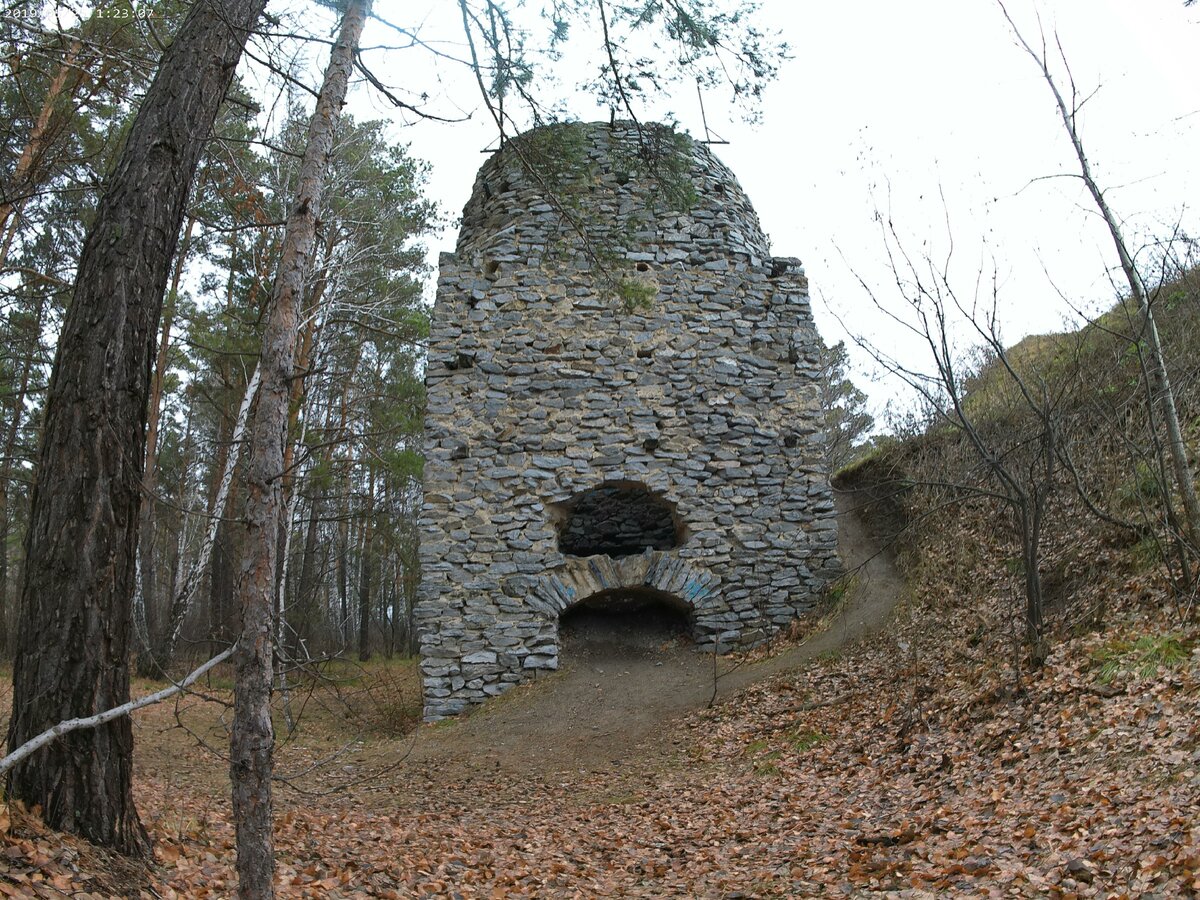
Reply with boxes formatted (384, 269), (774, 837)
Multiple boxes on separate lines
(558, 585), (692, 660)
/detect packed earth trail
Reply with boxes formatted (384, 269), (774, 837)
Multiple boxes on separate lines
(2, 492), (905, 897)
(403, 489), (902, 778)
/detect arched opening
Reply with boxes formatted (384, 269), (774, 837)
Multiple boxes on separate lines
(559, 586), (692, 656)
(550, 481), (684, 558)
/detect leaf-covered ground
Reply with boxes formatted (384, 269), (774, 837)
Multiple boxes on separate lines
(2, 496), (1198, 898)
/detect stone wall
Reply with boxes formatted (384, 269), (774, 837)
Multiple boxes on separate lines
(417, 122), (840, 720)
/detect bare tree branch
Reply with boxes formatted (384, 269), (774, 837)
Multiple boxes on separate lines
(0, 644), (236, 779)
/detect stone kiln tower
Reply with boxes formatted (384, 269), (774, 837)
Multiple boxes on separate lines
(418, 122), (839, 720)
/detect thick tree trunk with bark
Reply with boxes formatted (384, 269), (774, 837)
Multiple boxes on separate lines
(4, 0), (267, 856)
(229, 3), (369, 895)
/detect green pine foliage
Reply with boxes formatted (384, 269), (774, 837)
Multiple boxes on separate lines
(818, 340), (874, 475)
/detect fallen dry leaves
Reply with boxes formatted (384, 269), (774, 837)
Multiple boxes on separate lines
(3, 496), (1199, 898)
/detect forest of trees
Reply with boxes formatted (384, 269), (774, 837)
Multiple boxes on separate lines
(0, 0), (786, 893)
(0, 1), (436, 885)
(6, 0), (1192, 895)
(0, 1), (433, 675)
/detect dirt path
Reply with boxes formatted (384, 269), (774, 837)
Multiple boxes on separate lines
(402, 488), (904, 778)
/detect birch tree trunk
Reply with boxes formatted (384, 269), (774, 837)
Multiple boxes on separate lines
(357, 463), (375, 662)
(153, 364), (261, 673)
(5, 0), (267, 856)
(230, 3), (370, 895)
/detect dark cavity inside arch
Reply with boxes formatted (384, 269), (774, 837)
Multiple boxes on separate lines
(551, 481), (684, 558)
(559, 587), (692, 640)
(562, 586), (691, 617)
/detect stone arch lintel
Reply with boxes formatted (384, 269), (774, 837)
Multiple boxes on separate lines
(527, 549), (719, 618)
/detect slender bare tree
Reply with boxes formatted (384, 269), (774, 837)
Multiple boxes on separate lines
(230, 2), (371, 895)
(998, 2), (1200, 557)
(847, 219), (1063, 662)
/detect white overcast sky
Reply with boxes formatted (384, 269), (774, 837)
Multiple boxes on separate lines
(340, 0), (1200, 418)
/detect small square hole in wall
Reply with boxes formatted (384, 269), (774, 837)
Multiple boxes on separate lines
(445, 351), (475, 370)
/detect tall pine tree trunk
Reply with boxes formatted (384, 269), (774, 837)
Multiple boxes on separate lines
(0, 36), (83, 271)
(338, 517), (350, 647)
(0, 290), (48, 655)
(294, 494), (323, 654)
(5, 0), (266, 856)
(230, 3), (369, 895)
(333, 359), (358, 651)
(138, 214), (197, 663)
